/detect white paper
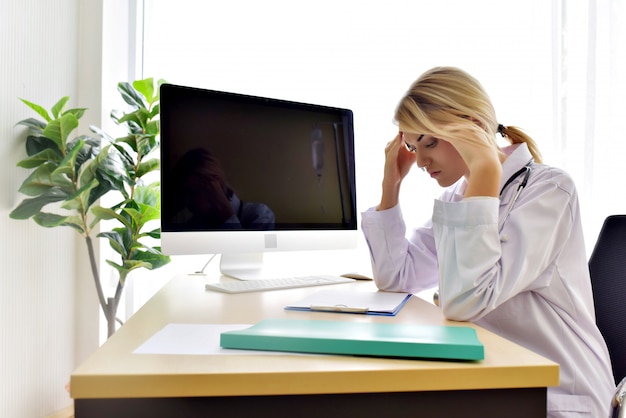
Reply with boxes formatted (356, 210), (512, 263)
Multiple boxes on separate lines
(134, 323), (289, 355)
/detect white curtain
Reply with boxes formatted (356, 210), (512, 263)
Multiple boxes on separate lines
(553, 0), (626, 248)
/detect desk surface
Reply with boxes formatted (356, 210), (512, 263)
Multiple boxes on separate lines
(71, 274), (559, 399)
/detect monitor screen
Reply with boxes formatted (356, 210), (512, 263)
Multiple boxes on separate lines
(160, 84), (358, 279)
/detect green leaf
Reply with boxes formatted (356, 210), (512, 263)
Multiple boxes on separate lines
(60, 177), (98, 212)
(136, 158), (160, 179)
(115, 224), (134, 251)
(134, 183), (160, 207)
(78, 144), (107, 185)
(125, 119), (144, 136)
(43, 113), (79, 151)
(118, 109), (150, 132)
(149, 104), (160, 120)
(133, 78), (155, 104)
(61, 216), (88, 235)
(115, 134), (140, 154)
(32, 212), (89, 234)
(121, 196), (161, 230)
(121, 207), (144, 230)
(62, 222), (86, 234)
(150, 254), (170, 270)
(124, 259), (152, 270)
(97, 168), (130, 200)
(17, 148), (62, 169)
(81, 148), (129, 203)
(32, 212), (70, 228)
(145, 119), (159, 136)
(77, 157), (102, 202)
(144, 228), (161, 239)
(140, 206), (161, 224)
(98, 231), (127, 256)
(63, 107), (87, 120)
(117, 81), (147, 109)
(91, 206), (118, 220)
(92, 206), (132, 229)
(124, 203), (160, 229)
(24, 135), (63, 158)
(105, 259), (124, 273)
(58, 215), (87, 233)
(110, 140), (137, 168)
(16, 118), (46, 135)
(136, 133), (158, 157)
(9, 187), (69, 219)
(18, 162), (58, 196)
(71, 135), (101, 171)
(20, 98), (53, 122)
(51, 96), (70, 119)
(129, 248), (170, 270)
(51, 137), (84, 181)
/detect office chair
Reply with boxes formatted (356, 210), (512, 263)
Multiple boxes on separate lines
(588, 215), (626, 417)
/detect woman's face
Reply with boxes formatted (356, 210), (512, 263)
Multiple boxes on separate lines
(401, 131), (469, 187)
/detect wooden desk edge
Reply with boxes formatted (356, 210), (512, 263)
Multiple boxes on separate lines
(71, 360), (559, 399)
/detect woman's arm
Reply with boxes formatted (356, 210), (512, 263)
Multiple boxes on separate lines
(377, 132), (415, 210)
(433, 171), (575, 321)
(362, 205), (440, 293)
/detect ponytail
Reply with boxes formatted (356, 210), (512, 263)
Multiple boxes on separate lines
(498, 125), (543, 164)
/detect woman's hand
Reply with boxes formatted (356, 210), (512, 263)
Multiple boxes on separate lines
(439, 123), (502, 198)
(377, 132), (415, 210)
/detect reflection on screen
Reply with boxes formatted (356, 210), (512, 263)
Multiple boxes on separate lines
(160, 85), (356, 233)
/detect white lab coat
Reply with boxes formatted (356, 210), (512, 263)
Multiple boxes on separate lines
(361, 143), (615, 417)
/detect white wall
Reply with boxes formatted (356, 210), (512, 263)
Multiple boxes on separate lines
(0, 0), (105, 416)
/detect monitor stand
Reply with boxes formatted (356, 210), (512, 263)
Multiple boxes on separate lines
(219, 253), (269, 281)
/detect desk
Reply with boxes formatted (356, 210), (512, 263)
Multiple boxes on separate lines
(71, 275), (559, 418)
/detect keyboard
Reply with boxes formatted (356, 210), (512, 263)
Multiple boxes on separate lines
(205, 275), (355, 294)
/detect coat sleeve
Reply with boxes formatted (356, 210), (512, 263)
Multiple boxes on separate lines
(433, 171), (576, 321)
(361, 204), (440, 293)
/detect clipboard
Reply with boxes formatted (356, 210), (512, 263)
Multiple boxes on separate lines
(284, 289), (412, 316)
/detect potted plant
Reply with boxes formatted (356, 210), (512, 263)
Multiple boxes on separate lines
(10, 78), (170, 338)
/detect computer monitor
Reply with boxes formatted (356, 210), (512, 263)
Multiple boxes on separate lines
(159, 84), (358, 280)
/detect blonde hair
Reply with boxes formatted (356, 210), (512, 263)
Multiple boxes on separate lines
(394, 67), (543, 163)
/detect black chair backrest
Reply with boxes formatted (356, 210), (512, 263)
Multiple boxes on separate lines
(588, 215), (626, 385)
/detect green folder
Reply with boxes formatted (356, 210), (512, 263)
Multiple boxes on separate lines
(220, 318), (484, 361)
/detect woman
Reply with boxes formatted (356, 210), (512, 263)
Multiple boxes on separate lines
(361, 66), (615, 417)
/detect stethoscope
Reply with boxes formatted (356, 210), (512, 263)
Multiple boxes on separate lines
(498, 158), (534, 231)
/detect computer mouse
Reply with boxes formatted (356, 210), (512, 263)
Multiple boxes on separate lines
(340, 272), (373, 281)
